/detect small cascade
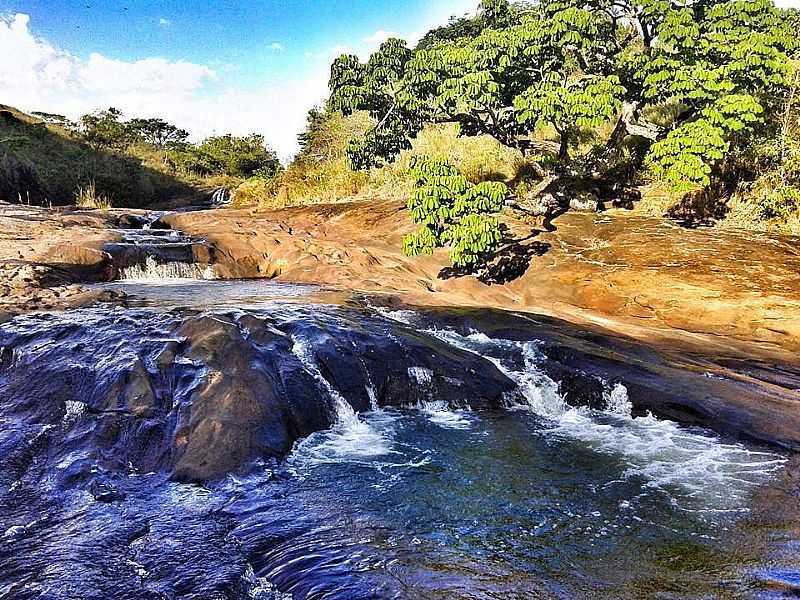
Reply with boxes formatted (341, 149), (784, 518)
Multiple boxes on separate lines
(290, 337), (391, 459)
(119, 257), (216, 281)
(408, 366), (472, 429)
(108, 211), (217, 282)
(425, 326), (787, 505)
(603, 381), (633, 416)
(427, 329), (566, 416)
(210, 188), (231, 207)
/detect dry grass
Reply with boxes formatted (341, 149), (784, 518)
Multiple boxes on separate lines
(627, 182), (683, 216)
(75, 181), (113, 210)
(720, 194), (800, 236)
(239, 122), (530, 211)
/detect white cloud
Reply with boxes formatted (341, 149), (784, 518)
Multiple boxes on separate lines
(775, 0), (800, 6)
(0, 13), (327, 161)
(362, 29), (397, 45)
(269, 42), (284, 52)
(158, 17), (171, 28)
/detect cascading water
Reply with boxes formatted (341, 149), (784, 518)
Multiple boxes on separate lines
(0, 280), (795, 599)
(210, 187), (231, 207)
(407, 365), (473, 429)
(119, 256), (217, 281)
(419, 325), (787, 510)
(107, 212), (217, 282)
(289, 336), (393, 461)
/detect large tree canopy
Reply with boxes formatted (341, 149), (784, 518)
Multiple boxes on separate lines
(329, 0), (796, 190)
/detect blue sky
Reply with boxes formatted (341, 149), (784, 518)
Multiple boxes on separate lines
(0, 1), (477, 157)
(3, 1), (475, 86)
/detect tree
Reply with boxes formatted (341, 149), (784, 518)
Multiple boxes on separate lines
(79, 108), (134, 153)
(296, 107), (371, 161)
(198, 134), (282, 178)
(128, 117), (189, 148)
(165, 134), (282, 179)
(329, 0), (796, 192)
(31, 112), (77, 131)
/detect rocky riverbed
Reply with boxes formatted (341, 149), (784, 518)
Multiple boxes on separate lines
(2, 198), (800, 450)
(1, 199), (799, 597)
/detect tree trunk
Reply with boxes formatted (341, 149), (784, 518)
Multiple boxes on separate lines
(606, 102), (662, 152)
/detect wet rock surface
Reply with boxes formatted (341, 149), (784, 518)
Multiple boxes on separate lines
(413, 307), (800, 450)
(0, 298), (797, 599)
(0, 305), (518, 484)
(2, 199), (799, 452)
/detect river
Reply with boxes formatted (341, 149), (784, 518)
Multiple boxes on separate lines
(0, 221), (796, 599)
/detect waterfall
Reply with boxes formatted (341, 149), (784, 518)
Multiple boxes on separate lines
(289, 337), (391, 459)
(119, 257), (216, 281)
(426, 329), (567, 416)
(210, 188), (230, 207)
(407, 365), (472, 429)
(290, 338), (360, 427)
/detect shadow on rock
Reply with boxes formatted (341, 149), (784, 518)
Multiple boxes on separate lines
(439, 226), (551, 285)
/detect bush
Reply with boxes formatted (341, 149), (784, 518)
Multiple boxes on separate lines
(261, 107), (530, 210)
(166, 134), (281, 179)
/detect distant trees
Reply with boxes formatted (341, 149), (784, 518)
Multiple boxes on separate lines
(79, 109), (189, 152)
(79, 108), (134, 153)
(166, 134), (281, 179)
(128, 118), (189, 149)
(74, 107), (280, 180)
(31, 112), (77, 130)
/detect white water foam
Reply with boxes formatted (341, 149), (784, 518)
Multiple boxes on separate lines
(426, 327), (787, 510)
(372, 305), (418, 325)
(242, 565), (293, 600)
(603, 382), (633, 416)
(429, 330), (566, 415)
(407, 366), (473, 429)
(289, 338), (392, 462)
(119, 257), (216, 281)
(420, 400), (473, 430)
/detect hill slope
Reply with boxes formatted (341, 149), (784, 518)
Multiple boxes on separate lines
(0, 105), (200, 207)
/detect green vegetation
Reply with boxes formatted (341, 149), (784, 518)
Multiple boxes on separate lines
(128, 117), (189, 149)
(0, 105), (193, 207)
(0, 104), (282, 208)
(403, 156), (507, 268)
(331, 0), (794, 189)
(167, 134), (281, 179)
(322, 0), (800, 267)
(731, 61), (800, 230)
(244, 106), (524, 210)
(80, 108), (136, 153)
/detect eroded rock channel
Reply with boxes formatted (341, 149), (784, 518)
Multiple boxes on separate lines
(0, 209), (799, 599)
(0, 272), (798, 598)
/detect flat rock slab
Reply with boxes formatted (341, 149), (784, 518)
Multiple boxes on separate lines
(165, 200), (800, 363)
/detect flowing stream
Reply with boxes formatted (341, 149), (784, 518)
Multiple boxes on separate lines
(0, 220), (797, 599)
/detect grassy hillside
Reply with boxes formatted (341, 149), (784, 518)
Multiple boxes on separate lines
(0, 105), (202, 208)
